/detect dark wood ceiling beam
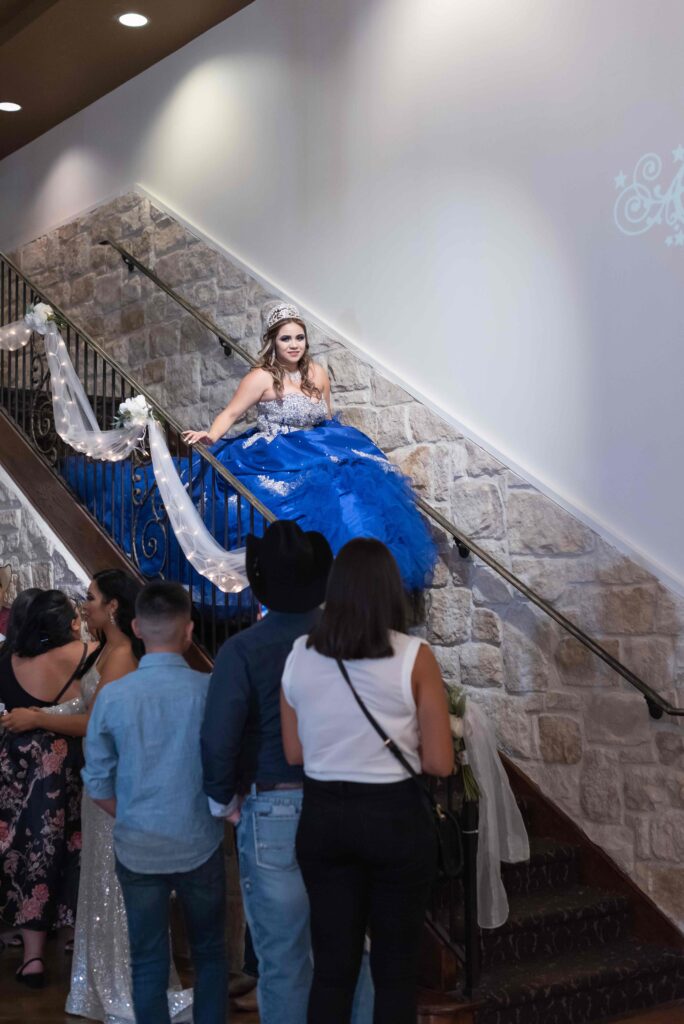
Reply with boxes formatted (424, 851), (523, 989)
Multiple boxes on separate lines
(0, 0), (254, 160)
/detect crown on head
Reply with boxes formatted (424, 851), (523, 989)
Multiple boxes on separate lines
(263, 302), (301, 336)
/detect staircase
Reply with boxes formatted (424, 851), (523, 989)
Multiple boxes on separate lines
(2, 247), (684, 1024)
(418, 760), (684, 1023)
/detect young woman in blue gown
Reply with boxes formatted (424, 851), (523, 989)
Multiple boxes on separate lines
(181, 303), (435, 591)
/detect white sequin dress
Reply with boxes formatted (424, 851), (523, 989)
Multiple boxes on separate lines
(63, 664), (193, 1024)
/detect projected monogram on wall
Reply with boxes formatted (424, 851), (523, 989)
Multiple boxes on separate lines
(613, 145), (684, 248)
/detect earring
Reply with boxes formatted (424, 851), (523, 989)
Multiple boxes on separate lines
(109, 612), (116, 625)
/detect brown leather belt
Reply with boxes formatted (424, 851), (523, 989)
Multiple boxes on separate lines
(255, 782), (303, 793)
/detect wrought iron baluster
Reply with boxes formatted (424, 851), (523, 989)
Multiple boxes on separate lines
(100, 354), (106, 531)
(248, 504), (256, 627)
(175, 429), (183, 588)
(11, 268), (18, 423)
(20, 280), (27, 432)
(1, 259), (6, 407)
(209, 466), (217, 653)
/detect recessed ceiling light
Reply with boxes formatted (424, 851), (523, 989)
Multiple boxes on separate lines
(118, 12), (148, 28)
(0, 102), (21, 112)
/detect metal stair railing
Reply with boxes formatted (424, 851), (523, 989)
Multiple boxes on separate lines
(0, 250), (274, 658)
(100, 237), (683, 721)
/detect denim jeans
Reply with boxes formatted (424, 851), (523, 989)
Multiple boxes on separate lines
(297, 777), (437, 1024)
(237, 786), (373, 1024)
(115, 844), (227, 1024)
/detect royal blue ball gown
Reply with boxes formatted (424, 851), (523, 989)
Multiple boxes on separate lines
(65, 393), (436, 592)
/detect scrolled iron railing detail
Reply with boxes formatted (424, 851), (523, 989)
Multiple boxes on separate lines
(0, 251), (273, 658)
(131, 465), (169, 576)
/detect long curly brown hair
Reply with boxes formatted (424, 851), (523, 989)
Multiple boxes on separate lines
(257, 318), (321, 400)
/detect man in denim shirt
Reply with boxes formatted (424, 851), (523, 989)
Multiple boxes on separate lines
(84, 582), (226, 1024)
(201, 520), (373, 1024)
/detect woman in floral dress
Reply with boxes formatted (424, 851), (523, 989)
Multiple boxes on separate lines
(0, 590), (98, 987)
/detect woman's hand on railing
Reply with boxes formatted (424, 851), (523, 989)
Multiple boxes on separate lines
(182, 430), (216, 446)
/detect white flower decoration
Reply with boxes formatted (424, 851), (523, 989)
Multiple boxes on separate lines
(24, 302), (55, 335)
(117, 394), (151, 426)
(449, 714), (464, 739)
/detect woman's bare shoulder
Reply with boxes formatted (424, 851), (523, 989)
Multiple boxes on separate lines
(309, 361), (329, 383)
(98, 641), (138, 685)
(61, 639), (89, 660)
(245, 366), (271, 383)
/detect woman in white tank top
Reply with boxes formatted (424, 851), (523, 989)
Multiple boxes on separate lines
(281, 538), (453, 1024)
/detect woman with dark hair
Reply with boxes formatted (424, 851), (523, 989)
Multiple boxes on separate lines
(5, 569), (192, 1022)
(280, 539), (454, 1024)
(0, 589), (98, 986)
(2, 570), (141, 738)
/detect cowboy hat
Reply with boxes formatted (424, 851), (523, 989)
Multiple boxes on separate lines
(246, 520), (332, 613)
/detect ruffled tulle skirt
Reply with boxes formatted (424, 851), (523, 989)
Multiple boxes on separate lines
(65, 421), (436, 593)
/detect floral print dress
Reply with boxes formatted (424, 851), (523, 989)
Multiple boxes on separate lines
(0, 650), (85, 931)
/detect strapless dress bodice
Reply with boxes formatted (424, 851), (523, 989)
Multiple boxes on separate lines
(255, 393), (327, 435)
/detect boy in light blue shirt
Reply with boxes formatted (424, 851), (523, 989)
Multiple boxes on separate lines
(84, 581), (226, 1024)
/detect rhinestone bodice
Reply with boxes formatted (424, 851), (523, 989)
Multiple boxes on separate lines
(255, 393), (327, 434)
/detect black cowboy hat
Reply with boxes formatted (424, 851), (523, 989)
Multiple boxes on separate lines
(246, 520), (333, 613)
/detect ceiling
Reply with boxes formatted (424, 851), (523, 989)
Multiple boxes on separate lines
(0, 0), (255, 160)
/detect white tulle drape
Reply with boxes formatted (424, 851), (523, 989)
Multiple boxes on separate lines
(0, 319), (247, 592)
(147, 420), (247, 592)
(463, 702), (530, 928)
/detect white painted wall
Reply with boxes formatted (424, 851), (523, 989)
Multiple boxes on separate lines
(1, 0), (682, 584)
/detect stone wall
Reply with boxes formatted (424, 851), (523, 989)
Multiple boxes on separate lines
(0, 466), (88, 601)
(10, 191), (684, 930)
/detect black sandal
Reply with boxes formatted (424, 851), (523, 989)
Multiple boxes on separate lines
(16, 957), (45, 989)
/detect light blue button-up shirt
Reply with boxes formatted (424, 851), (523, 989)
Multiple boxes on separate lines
(83, 652), (223, 874)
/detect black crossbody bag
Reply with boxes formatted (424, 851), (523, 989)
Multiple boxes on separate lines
(336, 658), (463, 880)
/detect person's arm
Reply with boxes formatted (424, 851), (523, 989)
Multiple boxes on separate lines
(183, 369), (271, 445)
(92, 797), (117, 818)
(412, 644), (454, 777)
(280, 689), (304, 765)
(200, 641), (250, 805)
(10, 707), (89, 737)
(82, 692), (118, 813)
(20, 644), (137, 737)
(3, 640), (100, 735)
(313, 363), (332, 416)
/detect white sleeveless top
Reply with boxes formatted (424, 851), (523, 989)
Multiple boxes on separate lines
(282, 631), (424, 783)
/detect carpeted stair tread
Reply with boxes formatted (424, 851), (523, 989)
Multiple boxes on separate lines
(439, 885), (628, 938)
(497, 885), (629, 934)
(471, 938), (684, 1023)
(474, 885), (631, 968)
(501, 837), (579, 895)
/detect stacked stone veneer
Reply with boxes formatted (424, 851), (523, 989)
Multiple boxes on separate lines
(0, 467), (88, 600)
(9, 191), (684, 930)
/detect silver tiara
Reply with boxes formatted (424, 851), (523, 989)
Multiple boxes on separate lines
(263, 302), (301, 335)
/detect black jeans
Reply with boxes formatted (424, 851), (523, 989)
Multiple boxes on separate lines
(296, 776), (437, 1024)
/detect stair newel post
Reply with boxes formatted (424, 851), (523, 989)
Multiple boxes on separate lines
(461, 797), (480, 996)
